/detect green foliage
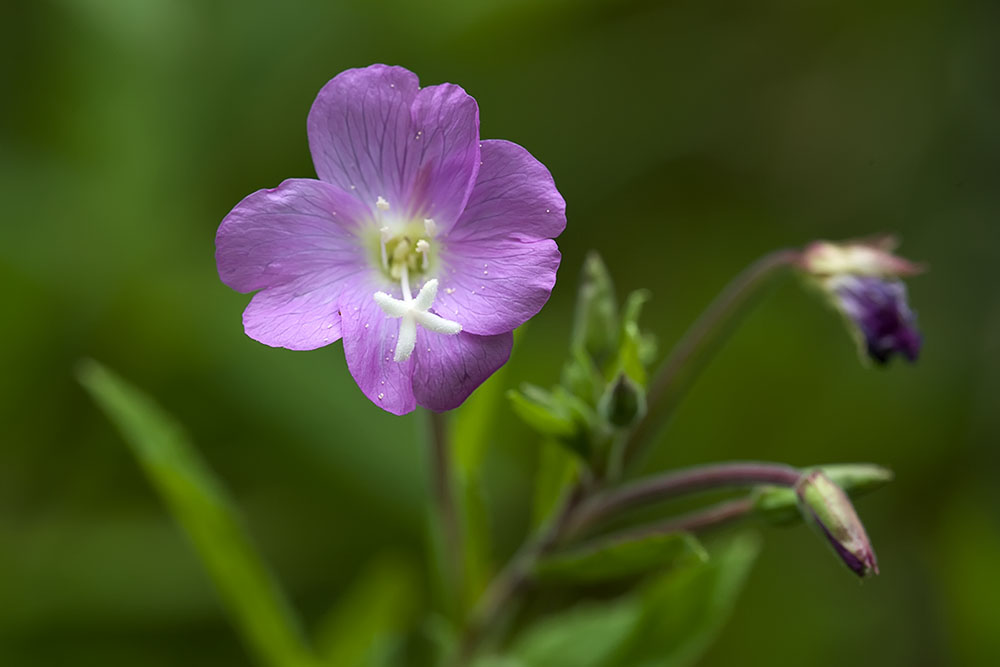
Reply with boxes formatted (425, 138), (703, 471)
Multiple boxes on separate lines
(608, 532), (762, 667)
(77, 360), (319, 667)
(507, 599), (642, 667)
(534, 532), (706, 584)
(508, 253), (657, 467)
(531, 440), (579, 529)
(314, 554), (419, 667)
(486, 533), (759, 667)
(753, 463), (894, 525)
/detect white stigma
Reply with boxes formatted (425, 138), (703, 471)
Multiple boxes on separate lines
(373, 265), (461, 362)
(376, 196), (390, 211)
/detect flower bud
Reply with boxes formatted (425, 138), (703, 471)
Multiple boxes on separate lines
(795, 470), (879, 577)
(599, 373), (647, 428)
(800, 237), (924, 365)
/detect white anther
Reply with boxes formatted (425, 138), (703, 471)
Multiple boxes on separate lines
(376, 196), (390, 210)
(423, 218), (437, 237)
(416, 239), (430, 270)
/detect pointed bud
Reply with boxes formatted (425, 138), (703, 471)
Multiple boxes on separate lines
(599, 373), (647, 428)
(795, 470), (879, 578)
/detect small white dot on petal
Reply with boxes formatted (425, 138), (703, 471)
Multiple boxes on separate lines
(364, 323), (369, 328)
(445, 287), (455, 294)
(483, 270), (488, 275)
(378, 392), (384, 399)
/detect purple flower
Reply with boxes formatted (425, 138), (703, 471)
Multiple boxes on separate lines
(829, 275), (921, 364)
(215, 65), (565, 414)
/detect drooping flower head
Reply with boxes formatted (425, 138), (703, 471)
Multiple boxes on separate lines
(216, 65), (565, 414)
(800, 237), (923, 365)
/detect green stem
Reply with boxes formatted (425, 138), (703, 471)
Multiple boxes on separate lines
(622, 248), (801, 468)
(601, 496), (755, 544)
(429, 410), (463, 611)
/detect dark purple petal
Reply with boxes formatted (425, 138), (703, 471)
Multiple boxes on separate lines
(432, 140), (565, 336)
(833, 276), (922, 364)
(307, 64), (480, 230)
(215, 179), (371, 349)
(339, 278), (416, 415)
(412, 328), (513, 411)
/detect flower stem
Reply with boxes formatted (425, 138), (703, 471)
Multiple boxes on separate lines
(428, 410), (463, 611)
(622, 248), (802, 468)
(564, 461), (801, 538)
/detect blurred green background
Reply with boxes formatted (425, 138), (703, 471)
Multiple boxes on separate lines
(3, 0), (998, 665)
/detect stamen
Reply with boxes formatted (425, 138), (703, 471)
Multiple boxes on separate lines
(376, 196), (390, 211)
(424, 218), (437, 237)
(416, 239), (430, 270)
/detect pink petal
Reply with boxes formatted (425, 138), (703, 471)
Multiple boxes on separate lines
(215, 179), (371, 349)
(339, 278), (417, 415)
(307, 64), (480, 231)
(433, 140), (565, 335)
(412, 328), (513, 412)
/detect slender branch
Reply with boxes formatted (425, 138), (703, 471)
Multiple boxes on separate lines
(565, 461), (801, 538)
(623, 249), (801, 468)
(428, 410), (462, 606)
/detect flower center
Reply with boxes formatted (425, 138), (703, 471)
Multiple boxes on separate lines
(371, 197), (460, 362)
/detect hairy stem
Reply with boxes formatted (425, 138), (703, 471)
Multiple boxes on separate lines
(623, 248), (801, 468)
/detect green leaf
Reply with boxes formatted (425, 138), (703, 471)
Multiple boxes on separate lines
(314, 554), (418, 667)
(531, 440), (579, 530)
(571, 252), (619, 363)
(753, 463), (893, 525)
(507, 385), (594, 458)
(508, 599), (642, 667)
(608, 532), (761, 667)
(534, 532), (706, 584)
(561, 345), (606, 404)
(77, 360), (319, 667)
(615, 289), (655, 386)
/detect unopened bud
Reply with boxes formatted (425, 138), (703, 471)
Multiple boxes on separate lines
(599, 373), (646, 428)
(795, 470), (879, 578)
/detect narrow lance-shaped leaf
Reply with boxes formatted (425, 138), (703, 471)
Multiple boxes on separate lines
(77, 360), (319, 667)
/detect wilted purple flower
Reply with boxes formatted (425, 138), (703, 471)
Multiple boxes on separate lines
(216, 65), (565, 414)
(829, 276), (921, 364)
(800, 237), (924, 365)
